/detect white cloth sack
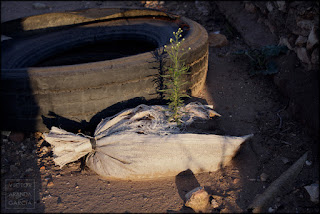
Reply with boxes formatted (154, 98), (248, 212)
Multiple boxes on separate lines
(43, 102), (253, 180)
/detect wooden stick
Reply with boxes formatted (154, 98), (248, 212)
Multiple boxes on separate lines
(248, 151), (309, 213)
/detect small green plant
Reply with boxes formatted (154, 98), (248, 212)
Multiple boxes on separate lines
(159, 28), (191, 125)
(234, 45), (288, 76)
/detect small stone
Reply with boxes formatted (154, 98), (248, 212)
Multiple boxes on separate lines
(9, 132), (25, 143)
(275, 1), (286, 11)
(1, 131), (11, 136)
(185, 187), (211, 213)
(311, 48), (319, 64)
(40, 166), (46, 170)
(296, 47), (311, 64)
(281, 157), (290, 164)
(1, 35), (12, 42)
(211, 198), (219, 209)
(209, 33), (229, 48)
(233, 178), (241, 184)
(260, 173), (269, 182)
(278, 37), (293, 50)
(305, 160), (312, 166)
(307, 26), (319, 51)
(266, 2), (274, 12)
(295, 35), (308, 47)
(245, 3), (256, 13)
(304, 183), (319, 203)
(47, 181), (54, 187)
(268, 207), (275, 213)
(42, 146), (49, 154)
(32, 2), (48, 9)
(297, 20), (314, 32)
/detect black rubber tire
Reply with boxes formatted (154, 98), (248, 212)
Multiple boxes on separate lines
(1, 8), (208, 132)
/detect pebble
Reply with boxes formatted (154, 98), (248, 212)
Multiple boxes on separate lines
(295, 35), (307, 47)
(1, 35), (12, 42)
(307, 26), (319, 51)
(268, 207), (275, 213)
(42, 146), (49, 154)
(305, 160), (312, 166)
(245, 2), (256, 13)
(296, 47), (311, 64)
(281, 157), (290, 164)
(47, 181), (54, 187)
(260, 173), (269, 182)
(1, 131), (11, 136)
(304, 183), (319, 203)
(40, 166), (46, 170)
(209, 33), (229, 48)
(211, 198), (219, 209)
(233, 178), (241, 184)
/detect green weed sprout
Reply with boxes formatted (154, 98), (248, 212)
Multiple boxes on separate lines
(160, 28), (191, 125)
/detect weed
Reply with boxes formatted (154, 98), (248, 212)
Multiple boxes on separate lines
(159, 28), (191, 125)
(234, 45), (288, 76)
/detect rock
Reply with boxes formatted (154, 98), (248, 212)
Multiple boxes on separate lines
(144, 1), (164, 9)
(295, 35), (307, 47)
(311, 48), (319, 64)
(9, 132), (25, 143)
(209, 33), (229, 47)
(42, 146), (49, 154)
(296, 47), (311, 64)
(185, 187), (211, 213)
(233, 178), (241, 184)
(40, 166), (46, 171)
(1, 131), (11, 137)
(305, 160), (313, 166)
(304, 183), (319, 203)
(297, 20), (314, 32)
(307, 26), (319, 51)
(268, 206), (275, 213)
(245, 2), (256, 13)
(32, 2), (48, 9)
(266, 2), (274, 12)
(260, 172), (269, 182)
(47, 181), (54, 187)
(281, 157), (290, 164)
(278, 37), (294, 50)
(1, 35), (12, 42)
(275, 1), (286, 12)
(211, 198), (219, 209)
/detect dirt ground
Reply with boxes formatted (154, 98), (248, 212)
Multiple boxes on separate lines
(1, 1), (319, 213)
